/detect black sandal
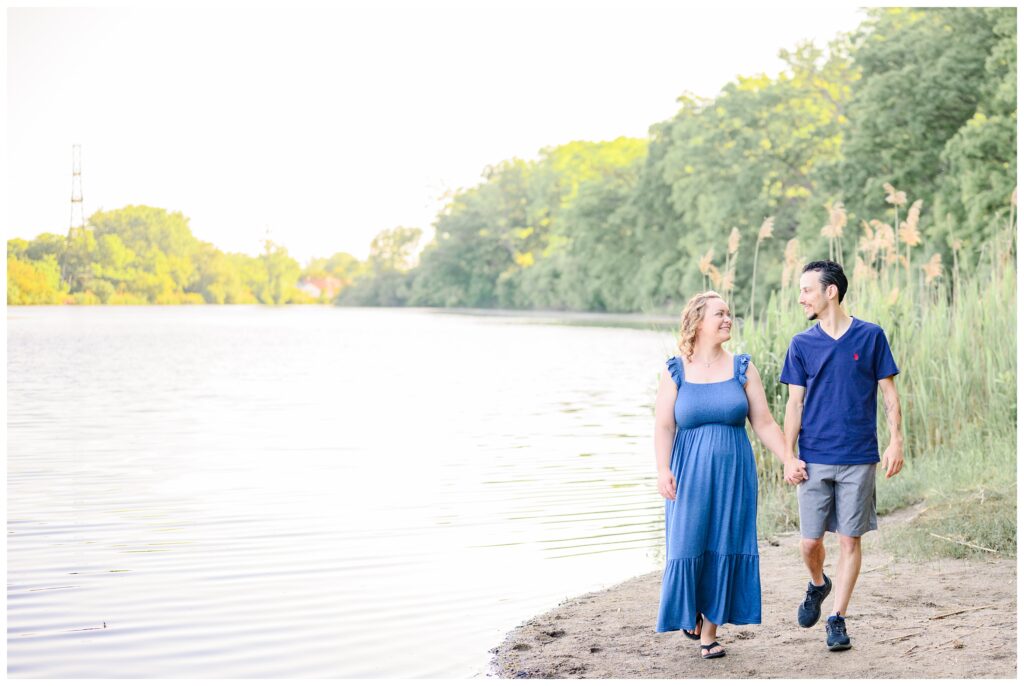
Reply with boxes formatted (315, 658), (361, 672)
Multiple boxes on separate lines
(700, 641), (726, 659)
(683, 614), (703, 640)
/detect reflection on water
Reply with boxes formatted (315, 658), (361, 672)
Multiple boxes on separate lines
(8, 306), (677, 677)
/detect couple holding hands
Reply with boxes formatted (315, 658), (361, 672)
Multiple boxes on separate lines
(654, 260), (904, 659)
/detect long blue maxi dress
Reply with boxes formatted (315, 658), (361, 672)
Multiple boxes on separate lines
(655, 353), (761, 632)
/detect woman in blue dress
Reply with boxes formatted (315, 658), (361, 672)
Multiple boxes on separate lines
(654, 291), (795, 659)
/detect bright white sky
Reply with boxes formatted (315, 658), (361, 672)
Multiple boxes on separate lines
(6, 1), (866, 263)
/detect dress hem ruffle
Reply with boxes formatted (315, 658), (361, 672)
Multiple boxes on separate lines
(654, 615), (762, 633)
(655, 548), (761, 632)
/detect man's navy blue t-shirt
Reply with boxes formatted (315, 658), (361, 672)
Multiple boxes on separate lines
(780, 317), (899, 465)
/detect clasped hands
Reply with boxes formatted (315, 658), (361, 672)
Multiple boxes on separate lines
(784, 456), (808, 485)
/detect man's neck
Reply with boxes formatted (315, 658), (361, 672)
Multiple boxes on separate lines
(817, 307), (852, 339)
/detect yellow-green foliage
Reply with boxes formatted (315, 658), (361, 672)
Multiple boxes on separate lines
(107, 291), (150, 305)
(7, 205), (339, 305)
(70, 290), (102, 305)
(7, 255), (66, 304)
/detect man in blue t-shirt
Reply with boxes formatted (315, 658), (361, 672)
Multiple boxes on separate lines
(779, 260), (904, 652)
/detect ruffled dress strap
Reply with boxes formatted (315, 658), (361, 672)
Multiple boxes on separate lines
(734, 353), (751, 386)
(666, 356), (684, 389)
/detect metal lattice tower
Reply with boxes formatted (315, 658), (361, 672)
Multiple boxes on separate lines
(69, 144), (84, 235)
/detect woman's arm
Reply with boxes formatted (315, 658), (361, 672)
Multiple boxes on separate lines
(744, 361), (807, 484)
(654, 368), (678, 500)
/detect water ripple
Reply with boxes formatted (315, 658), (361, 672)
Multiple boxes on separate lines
(8, 306), (676, 676)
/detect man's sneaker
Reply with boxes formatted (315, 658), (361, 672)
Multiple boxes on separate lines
(797, 574), (832, 627)
(825, 614), (852, 651)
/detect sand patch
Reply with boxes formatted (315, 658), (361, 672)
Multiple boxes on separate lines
(491, 507), (1016, 678)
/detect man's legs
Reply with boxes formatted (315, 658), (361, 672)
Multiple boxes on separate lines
(797, 535), (832, 628)
(821, 465), (876, 650)
(822, 534), (859, 651)
(801, 536), (826, 586)
(797, 463), (833, 586)
(831, 464), (876, 616)
(832, 535), (862, 615)
(796, 464), (835, 628)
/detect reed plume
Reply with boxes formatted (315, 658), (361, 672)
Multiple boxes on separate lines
(859, 220), (878, 266)
(870, 220), (897, 268)
(698, 248), (714, 289)
(884, 182), (907, 266)
(899, 199), (924, 290)
(721, 269), (735, 293)
(821, 201), (847, 263)
(883, 183), (907, 207)
(853, 256), (877, 282)
(727, 227), (741, 256)
(749, 216), (774, 321)
(782, 237), (801, 290)
(922, 253), (943, 285)
(707, 264), (723, 289)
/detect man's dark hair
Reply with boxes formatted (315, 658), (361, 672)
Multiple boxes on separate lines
(802, 260), (848, 303)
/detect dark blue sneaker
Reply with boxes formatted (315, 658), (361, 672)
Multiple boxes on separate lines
(825, 614), (852, 651)
(797, 574), (832, 627)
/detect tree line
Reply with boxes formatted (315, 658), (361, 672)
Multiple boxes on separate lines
(8, 8), (1015, 311)
(393, 7), (1015, 315)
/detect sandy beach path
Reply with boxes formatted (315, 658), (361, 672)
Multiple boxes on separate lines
(490, 506), (1016, 678)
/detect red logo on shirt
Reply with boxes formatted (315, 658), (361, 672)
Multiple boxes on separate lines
(853, 353), (860, 360)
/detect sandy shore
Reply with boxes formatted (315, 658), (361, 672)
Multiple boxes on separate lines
(490, 506), (1017, 678)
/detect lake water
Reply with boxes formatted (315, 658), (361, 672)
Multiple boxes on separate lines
(7, 306), (679, 677)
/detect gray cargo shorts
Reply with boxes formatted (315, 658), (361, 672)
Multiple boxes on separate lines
(797, 462), (877, 539)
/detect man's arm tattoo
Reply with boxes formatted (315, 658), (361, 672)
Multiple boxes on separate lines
(883, 394), (902, 432)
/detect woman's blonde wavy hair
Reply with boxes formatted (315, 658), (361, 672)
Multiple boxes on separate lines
(678, 290), (726, 362)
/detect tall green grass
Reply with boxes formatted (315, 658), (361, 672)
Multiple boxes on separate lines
(730, 213), (1015, 559)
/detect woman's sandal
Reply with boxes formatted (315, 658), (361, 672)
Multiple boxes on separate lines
(683, 614), (703, 640)
(700, 641), (726, 659)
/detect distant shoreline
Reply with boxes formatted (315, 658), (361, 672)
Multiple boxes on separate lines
(7, 303), (680, 325)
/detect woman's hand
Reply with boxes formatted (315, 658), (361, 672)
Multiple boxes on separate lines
(784, 457), (808, 485)
(658, 469), (677, 500)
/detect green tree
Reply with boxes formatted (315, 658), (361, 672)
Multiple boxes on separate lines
(90, 205), (200, 296)
(304, 251), (362, 287)
(368, 227), (422, 272)
(224, 252), (264, 304)
(92, 233), (137, 287)
(342, 228), (422, 306)
(61, 229), (97, 293)
(258, 239), (302, 304)
(409, 139), (646, 309)
(840, 8), (1012, 243)
(936, 8), (1017, 248)
(629, 39), (854, 314)
(26, 233), (67, 262)
(7, 238), (29, 259)
(191, 242), (246, 304)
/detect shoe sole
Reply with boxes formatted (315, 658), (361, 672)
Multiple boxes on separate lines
(827, 643), (851, 651)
